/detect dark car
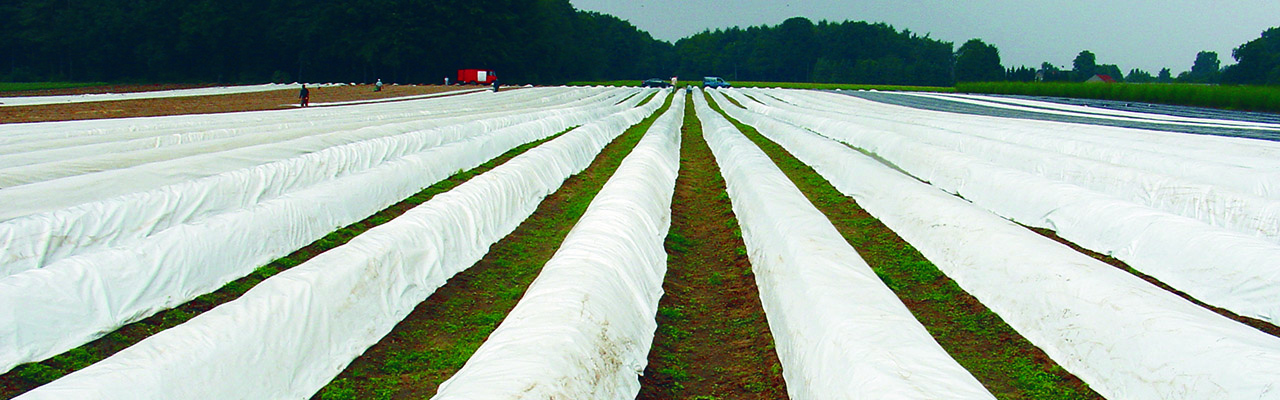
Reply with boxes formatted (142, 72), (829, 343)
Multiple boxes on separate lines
(641, 78), (671, 88)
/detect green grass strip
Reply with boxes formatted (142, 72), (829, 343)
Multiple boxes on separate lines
(0, 82), (110, 92)
(314, 92), (675, 400)
(958, 82), (1280, 113)
(0, 129), (574, 399)
(704, 95), (1101, 400)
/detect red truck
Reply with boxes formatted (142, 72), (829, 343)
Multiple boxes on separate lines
(457, 69), (497, 85)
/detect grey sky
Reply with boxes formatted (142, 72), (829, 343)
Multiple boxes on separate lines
(568, 0), (1280, 75)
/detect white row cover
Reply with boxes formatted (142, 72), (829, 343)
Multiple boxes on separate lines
(0, 88), (611, 190)
(720, 89), (1280, 324)
(13, 89), (667, 399)
(760, 90), (1280, 198)
(752, 89), (1280, 245)
(925, 92), (1280, 130)
(0, 88), (650, 374)
(0, 87), (589, 158)
(695, 91), (993, 399)
(0, 88), (636, 276)
(433, 91), (684, 399)
(716, 88), (1280, 399)
(0, 86), (568, 150)
(0, 88), (540, 170)
(0, 83), (343, 107)
(805, 90), (1280, 169)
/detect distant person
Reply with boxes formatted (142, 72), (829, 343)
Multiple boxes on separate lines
(671, 76), (677, 88)
(492, 79), (499, 92)
(444, 77), (450, 86)
(299, 84), (310, 107)
(375, 79), (383, 92)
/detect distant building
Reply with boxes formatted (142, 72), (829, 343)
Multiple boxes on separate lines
(1086, 74), (1117, 83)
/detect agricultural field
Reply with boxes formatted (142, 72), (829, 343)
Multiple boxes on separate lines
(1, 83), (1280, 399)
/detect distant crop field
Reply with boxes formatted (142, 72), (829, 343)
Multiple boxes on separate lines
(0, 82), (109, 92)
(568, 80), (953, 92)
(958, 82), (1280, 113)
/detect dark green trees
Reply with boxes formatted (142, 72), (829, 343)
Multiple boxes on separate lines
(1222, 27), (1280, 85)
(954, 39), (1004, 82)
(1072, 50), (1097, 80)
(680, 18), (954, 86)
(0, 0), (674, 84)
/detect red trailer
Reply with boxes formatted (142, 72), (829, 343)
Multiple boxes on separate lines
(457, 69), (497, 85)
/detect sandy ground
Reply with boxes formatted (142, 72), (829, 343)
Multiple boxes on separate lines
(0, 84), (479, 124)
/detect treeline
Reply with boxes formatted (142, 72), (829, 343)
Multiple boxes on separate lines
(0, 0), (674, 84)
(0, 3), (955, 86)
(957, 27), (1280, 86)
(673, 17), (954, 86)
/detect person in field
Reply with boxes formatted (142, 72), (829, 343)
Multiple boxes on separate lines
(375, 79), (383, 92)
(299, 84), (310, 107)
(492, 79), (499, 92)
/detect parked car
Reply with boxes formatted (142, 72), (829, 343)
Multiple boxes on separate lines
(703, 76), (731, 88)
(641, 78), (671, 88)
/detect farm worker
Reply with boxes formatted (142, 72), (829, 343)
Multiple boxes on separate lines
(671, 76), (677, 88)
(444, 77), (450, 85)
(299, 84), (310, 107)
(492, 79), (500, 92)
(375, 79), (383, 92)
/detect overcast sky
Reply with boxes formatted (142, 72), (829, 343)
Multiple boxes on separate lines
(568, 0), (1280, 75)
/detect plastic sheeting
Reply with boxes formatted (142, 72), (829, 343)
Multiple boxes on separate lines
(0, 83), (342, 107)
(0, 88), (636, 277)
(13, 90), (666, 400)
(757, 89), (1280, 200)
(746, 89), (1280, 244)
(0, 89), (649, 373)
(717, 89), (1280, 324)
(918, 92), (1280, 130)
(431, 91), (683, 400)
(711, 89), (1280, 399)
(0, 88), (612, 189)
(695, 91), (993, 398)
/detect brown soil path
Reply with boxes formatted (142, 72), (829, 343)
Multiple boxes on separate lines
(0, 84), (474, 124)
(636, 95), (789, 399)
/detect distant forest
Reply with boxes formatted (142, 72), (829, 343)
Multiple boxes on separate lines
(2, 0), (1277, 86)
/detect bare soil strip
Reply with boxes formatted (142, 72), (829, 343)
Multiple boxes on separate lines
(707, 96), (1102, 400)
(0, 84), (468, 124)
(1029, 227), (1280, 338)
(635, 95), (789, 399)
(311, 92), (671, 400)
(0, 129), (570, 400)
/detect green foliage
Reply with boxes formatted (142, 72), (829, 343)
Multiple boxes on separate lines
(1073, 50), (1097, 81)
(1188, 51), (1222, 83)
(674, 18), (954, 86)
(955, 38), (1004, 82)
(958, 81), (1280, 113)
(1223, 27), (1280, 85)
(0, 0), (673, 84)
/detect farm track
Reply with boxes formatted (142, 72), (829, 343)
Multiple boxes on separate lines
(707, 95), (1103, 400)
(635, 95), (788, 399)
(0, 128), (572, 400)
(0, 84), (470, 124)
(311, 92), (671, 400)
